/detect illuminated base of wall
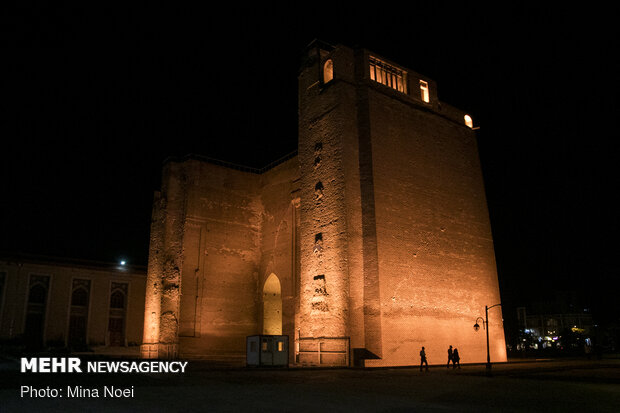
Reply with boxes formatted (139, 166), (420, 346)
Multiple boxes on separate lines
(296, 337), (350, 366)
(364, 316), (507, 368)
(140, 343), (179, 359)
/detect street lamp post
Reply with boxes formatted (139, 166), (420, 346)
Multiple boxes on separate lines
(474, 303), (502, 372)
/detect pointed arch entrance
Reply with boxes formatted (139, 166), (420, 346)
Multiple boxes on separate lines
(263, 273), (282, 335)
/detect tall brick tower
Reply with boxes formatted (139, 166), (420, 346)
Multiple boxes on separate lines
(141, 40), (506, 367)
(297, 41), (506, 367)
(141, 161), (186, 359)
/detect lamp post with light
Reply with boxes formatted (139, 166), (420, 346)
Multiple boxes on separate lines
(474, 303), (502, 372)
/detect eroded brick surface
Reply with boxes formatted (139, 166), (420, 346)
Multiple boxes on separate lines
(142, 42), (506, 366)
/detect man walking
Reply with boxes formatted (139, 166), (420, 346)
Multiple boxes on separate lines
(420, 346), (429, 372)
(447, 345), (453, 368)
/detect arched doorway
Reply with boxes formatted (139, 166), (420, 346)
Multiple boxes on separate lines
(24, 277), (49, 349)
(68, 279), (91, 348)
(263, 273), (282, 335)
(108, 283), (127, 346)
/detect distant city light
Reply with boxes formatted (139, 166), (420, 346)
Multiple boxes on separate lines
(120, 260), (126, 266)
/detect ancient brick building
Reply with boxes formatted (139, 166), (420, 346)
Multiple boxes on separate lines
(141, 41), (507, 367)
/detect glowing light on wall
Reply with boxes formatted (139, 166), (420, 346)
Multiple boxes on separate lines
(464, 114), (473, 128)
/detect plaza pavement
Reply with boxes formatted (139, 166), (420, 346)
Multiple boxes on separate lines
(1, 356), (619, 412)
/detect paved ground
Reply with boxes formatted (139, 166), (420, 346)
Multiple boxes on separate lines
(1, 357), (619, 412)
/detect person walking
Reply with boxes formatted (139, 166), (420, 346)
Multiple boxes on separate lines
(447, 345), (453, 368)
(420, 346), (429, 372)
(452, 348), (461, 369)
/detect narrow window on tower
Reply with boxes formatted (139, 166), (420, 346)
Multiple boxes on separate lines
(315, 181), (324, 201)
(313, 275), (328, 295)
(314, 233), (323, 254)
(419, 80), (430, 103)
(323, 59), (334, 83)
(369, 56), (407, 94)
(312, 275), (328, 312)
(314, 142), (322, 169)
(314, 155), (321, 169)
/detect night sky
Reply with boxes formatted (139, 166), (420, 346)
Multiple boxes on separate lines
(3, 4), (619, 328)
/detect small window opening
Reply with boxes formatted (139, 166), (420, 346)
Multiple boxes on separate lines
(314, 233), (323, 253)
(323, 59), (334, 83)
(419, 80), (430, 103)
(313, 275), (328, 296)
(312, 274), (329, 312)
(315, 181), (324, 201)
(314, 156), (321, 168)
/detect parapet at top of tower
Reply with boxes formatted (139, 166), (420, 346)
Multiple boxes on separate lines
(301, 40), (476, 130)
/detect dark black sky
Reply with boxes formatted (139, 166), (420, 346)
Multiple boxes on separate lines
(2, 4), (619, 325)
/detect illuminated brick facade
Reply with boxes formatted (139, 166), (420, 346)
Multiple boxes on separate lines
(141, 42), (507, 366)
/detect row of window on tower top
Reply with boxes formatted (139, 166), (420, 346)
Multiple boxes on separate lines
(368, 56), (432, 103)
(324, 56), (426, 103)
(369, 56), (408, 94)
(368, 56), (474, 128)
(322, 57), (474, 128)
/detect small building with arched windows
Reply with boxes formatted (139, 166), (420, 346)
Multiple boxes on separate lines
(0, 253), (146, 352)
